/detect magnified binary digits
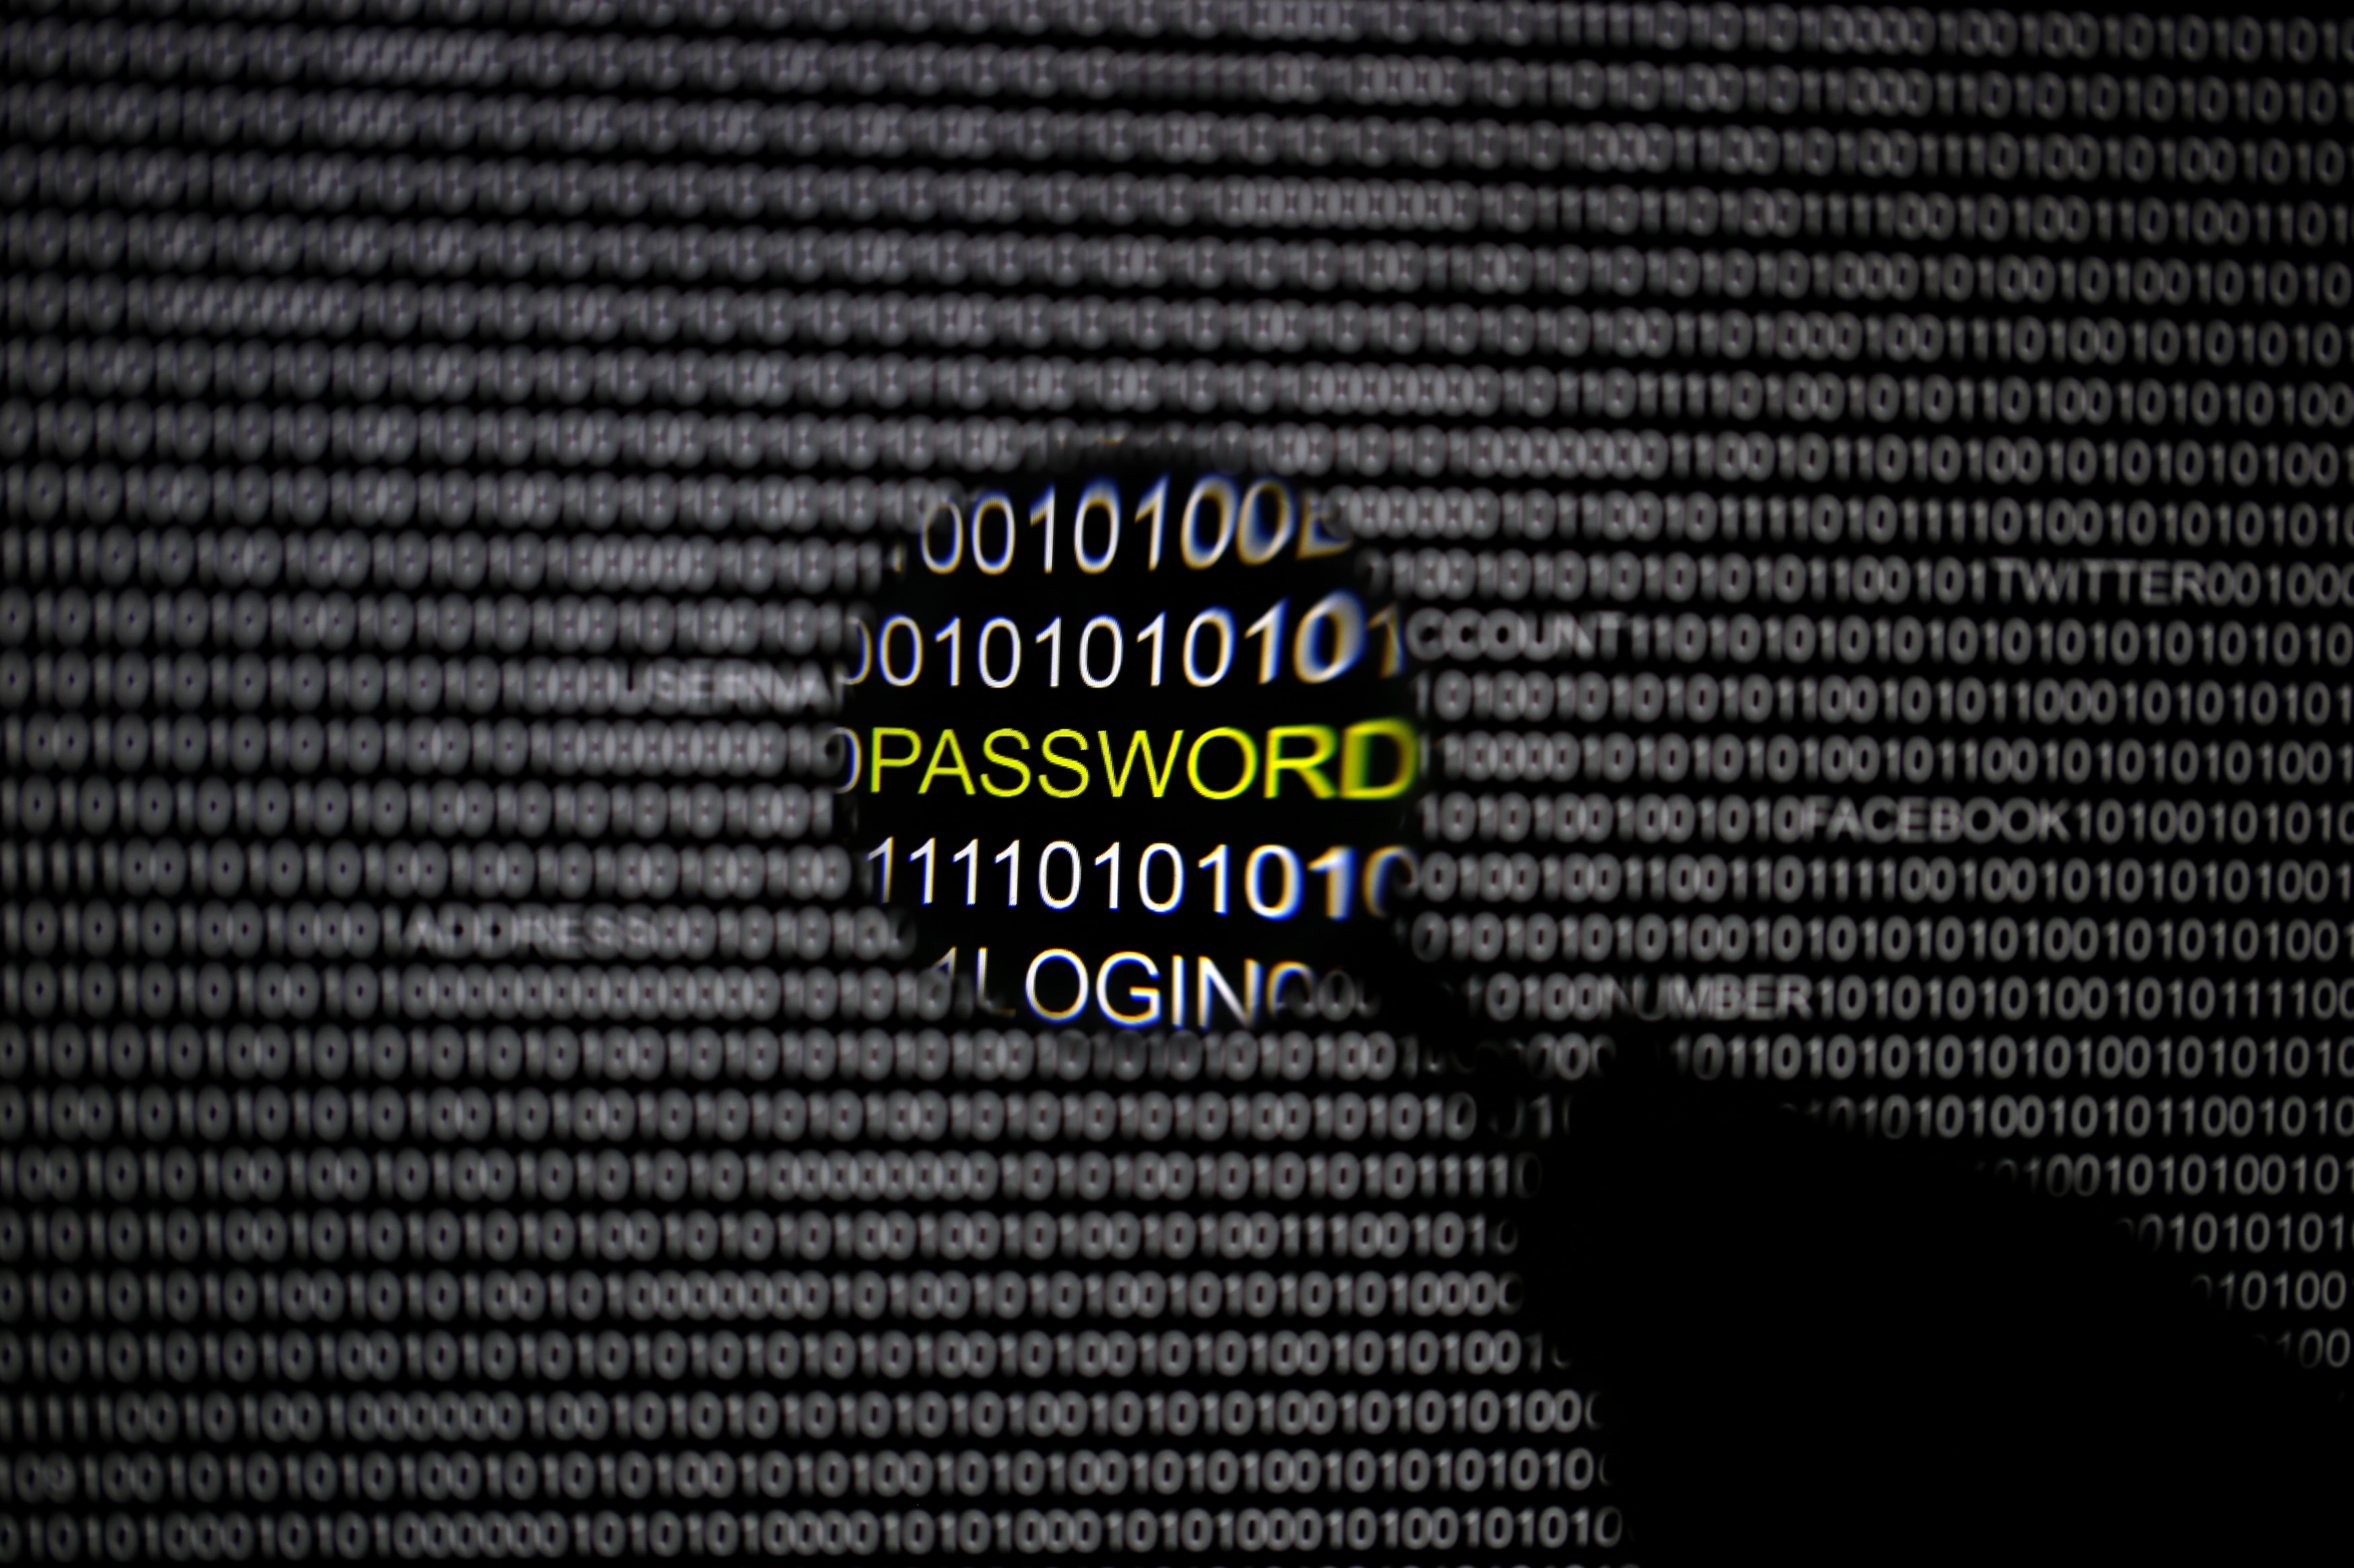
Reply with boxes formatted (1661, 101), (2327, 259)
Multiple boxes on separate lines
(850, 463), (1419, 1029)
(5, 3), (2354, 1566)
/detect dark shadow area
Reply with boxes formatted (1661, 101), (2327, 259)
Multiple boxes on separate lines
(1515, 1023), (2352, 1568)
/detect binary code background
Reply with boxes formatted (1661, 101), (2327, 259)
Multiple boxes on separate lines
(6, 3), (2354, 1565)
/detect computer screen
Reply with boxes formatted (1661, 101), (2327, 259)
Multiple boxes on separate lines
(3, 5), (2350, 1563)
